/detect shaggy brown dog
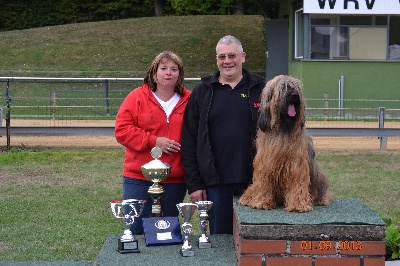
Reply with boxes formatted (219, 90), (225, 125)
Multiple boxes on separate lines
(238, 75), (333, 212)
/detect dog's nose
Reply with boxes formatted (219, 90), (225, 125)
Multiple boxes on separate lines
(290, 93), (299, 101)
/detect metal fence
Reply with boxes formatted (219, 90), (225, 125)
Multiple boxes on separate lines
(0, 77), (201, 125)
(1, 77), (400, 126)
(1, 77), (400, 149)
(0, 77), (399, 120)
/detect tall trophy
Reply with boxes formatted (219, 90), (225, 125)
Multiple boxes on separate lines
(176, 203), (198, 257)
(110, 199), (146, 253)
(196, 201), (213, 248)
(141, 147), (171, 217)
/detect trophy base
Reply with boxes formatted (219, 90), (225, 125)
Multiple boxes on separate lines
(198, 241), (212, 249)
(117, 239), (140, 254)
(180, 249), (195, 257)
(117, 248), (140, 254)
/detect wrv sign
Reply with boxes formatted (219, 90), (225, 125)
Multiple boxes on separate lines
(304, 0), (400, 14)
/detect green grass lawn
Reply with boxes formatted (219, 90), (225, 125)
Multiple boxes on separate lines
(0, 15), (266, 78)
(0, 146), (399, 261)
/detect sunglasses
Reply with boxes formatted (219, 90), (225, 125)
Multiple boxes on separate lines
(217, 53), (239, 60)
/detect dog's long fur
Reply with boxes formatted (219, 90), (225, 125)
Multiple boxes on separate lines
(238, 75), (333, 212)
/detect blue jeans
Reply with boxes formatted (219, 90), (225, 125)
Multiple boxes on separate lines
(206, 183), (248, 235)
(123, 176), (187, 235)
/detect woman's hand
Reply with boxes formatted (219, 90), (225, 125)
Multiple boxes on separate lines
(156, 137), (181, 155)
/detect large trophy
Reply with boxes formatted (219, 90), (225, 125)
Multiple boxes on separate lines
(141, 147), (171, 217)
(196, 201), (213, 248)
(176, 203), (198, 257)
(110, 199), (146, 253)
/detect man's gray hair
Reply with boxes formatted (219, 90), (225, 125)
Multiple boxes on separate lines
(216, 35), (244, 54)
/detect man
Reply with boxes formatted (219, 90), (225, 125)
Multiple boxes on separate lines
(181, 35), (266, 234)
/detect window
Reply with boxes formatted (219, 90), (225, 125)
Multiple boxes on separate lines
(295, 8), (304, 59)
(389, 15), (400, 60)
(304, 14), (400, 60)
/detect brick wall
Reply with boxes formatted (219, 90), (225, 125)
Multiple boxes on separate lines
(233, 209), (386, 266)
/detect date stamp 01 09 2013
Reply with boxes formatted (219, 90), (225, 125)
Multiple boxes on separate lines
(300, 240), (363, 251)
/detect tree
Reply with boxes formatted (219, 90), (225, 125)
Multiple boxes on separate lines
(167, 0), (233, 15)
(0, 0), (280, 31)
(154, 0), (164, 16)
(233, 0), (245, 15)
(166, 0), (279, 17)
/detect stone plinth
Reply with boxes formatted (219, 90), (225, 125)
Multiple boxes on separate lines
(233, 197), (386, 266)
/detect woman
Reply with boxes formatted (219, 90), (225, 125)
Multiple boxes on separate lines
(115, 51), (191, 234)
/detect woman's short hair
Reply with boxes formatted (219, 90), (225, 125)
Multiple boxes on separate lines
(144, 51), (185, 96)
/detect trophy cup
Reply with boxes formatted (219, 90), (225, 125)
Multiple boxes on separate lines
(110, 199), (146, 254)
(176, 203), (198, 257)
(195, 201), (213, 248)
(141, 147), (171, 217)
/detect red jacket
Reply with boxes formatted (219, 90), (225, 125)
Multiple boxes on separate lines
(115, 84), (191, 183)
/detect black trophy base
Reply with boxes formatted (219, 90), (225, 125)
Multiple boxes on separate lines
(198, 241), (212, 249)
(180, 249), (195, 257)
(117, 239), (140, 254)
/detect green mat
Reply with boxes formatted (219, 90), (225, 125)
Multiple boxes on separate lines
(0, 261), (92, 266)
(95, 234), (237, 266)
(234, 197), (385, 225)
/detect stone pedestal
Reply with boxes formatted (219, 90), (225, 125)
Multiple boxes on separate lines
(233, 197), (386, 266)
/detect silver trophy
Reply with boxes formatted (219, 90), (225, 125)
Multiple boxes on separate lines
(196, 201), (213, 248)
(176, 203), (198, 257)
(141, 147), (171, 217)
(110, 199), (146, 253)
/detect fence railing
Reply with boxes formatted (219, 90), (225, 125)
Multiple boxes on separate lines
(1, 77), (400, 150)
(0, 77), (201, 122)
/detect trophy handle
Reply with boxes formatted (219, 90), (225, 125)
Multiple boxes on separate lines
(110, 200), (123, 218)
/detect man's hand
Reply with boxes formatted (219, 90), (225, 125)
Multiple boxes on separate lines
(189, 190), (207, 203)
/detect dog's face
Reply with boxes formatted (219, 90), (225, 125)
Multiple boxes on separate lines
(258, 75), (305, 133)
(283, 84), (301, 122)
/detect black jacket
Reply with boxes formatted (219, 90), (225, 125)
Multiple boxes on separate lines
(181, 69), (265, 194)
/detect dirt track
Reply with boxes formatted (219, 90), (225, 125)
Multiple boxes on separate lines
(2, 136), (400, 151)
(2, 120), (400, 150)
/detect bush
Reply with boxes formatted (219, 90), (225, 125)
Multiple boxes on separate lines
(385, 217), (400, 260)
